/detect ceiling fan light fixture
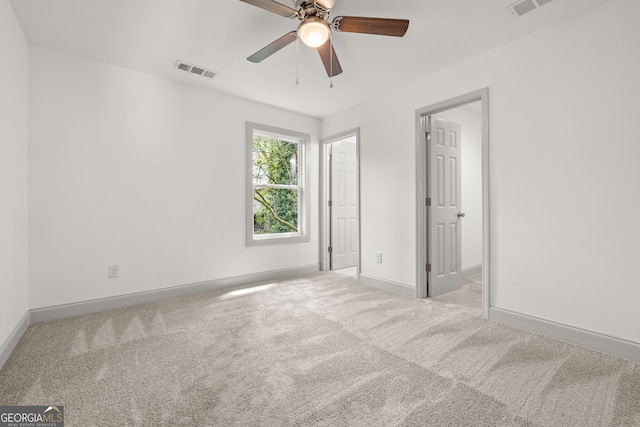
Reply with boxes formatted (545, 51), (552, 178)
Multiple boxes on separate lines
(298, 17), (330, 48)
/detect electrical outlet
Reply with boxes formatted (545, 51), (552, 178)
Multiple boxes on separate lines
(108, 264), (119, 278)
(375, 252), (382, 264)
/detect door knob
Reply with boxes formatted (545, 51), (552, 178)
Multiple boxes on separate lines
(457, 212), (466, 218)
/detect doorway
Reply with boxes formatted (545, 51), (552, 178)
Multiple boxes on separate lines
(415, 89), (490, 318)
(320, 129), (360, 276)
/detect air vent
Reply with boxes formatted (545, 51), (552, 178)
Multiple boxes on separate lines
(174, 60), (218, 79)
(508, 0), (553, 17)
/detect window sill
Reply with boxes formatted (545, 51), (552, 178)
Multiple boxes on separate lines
(247, 233), (310, 246)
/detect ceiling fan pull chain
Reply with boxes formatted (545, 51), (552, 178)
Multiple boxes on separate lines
(296, 35), (300, 85)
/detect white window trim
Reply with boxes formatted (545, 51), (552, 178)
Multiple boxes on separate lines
(246, 122), (310, 246)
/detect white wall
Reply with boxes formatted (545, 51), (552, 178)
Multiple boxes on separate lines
(321, 0), (640, 343)
(28, 46), (320, 309)
(0, 1), (29, 346)
(435, 106), (483, 271)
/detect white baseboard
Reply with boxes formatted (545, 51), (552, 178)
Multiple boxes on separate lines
(359, 274), (415, 298)
(0, 310), (30, 370)
(31, 264), (320, 323)
(462, 264), (482, 277)
(490, 307), (640, 363)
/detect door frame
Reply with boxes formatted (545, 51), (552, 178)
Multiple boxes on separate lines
(319, 128), (361, 274)
(415, 88), (490, 318)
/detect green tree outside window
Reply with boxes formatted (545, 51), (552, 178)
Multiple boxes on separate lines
(252, 135), (300, 235)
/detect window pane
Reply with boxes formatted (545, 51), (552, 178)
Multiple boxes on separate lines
(253, 136), (298, 186)
(253, 188), (299, 235)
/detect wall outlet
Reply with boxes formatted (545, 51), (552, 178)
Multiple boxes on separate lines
(375, 252), (382, 264)
(108, 264), (119, 278)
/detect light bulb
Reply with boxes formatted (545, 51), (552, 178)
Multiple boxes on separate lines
(298, 17), (330, 48)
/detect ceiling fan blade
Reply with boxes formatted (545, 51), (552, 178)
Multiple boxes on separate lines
(239, 0), (298, 18)
(317, 39), (343, 77)
(332, 16), (409, 37)
(314, 0), (337, 11)
(247, 31), (297, 63)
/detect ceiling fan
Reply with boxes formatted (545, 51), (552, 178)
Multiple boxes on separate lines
(239, 0), (410, 78)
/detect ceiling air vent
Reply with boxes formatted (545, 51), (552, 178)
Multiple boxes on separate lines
(174, 60), (218, 79)
(508, 0), (553, 17)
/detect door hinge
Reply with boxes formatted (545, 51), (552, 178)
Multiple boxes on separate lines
(328, 246), (333, 253)
(426, 263), (431, 272)
(425, 197), (431, 206)
(328, 200), (332, 207)
(425, 131), (431, 141)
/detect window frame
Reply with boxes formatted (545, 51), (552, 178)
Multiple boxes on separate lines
(246, 122), (310, 246)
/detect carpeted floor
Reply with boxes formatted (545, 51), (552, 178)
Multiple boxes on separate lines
(432, 272), (483, 311)
(1, 272), (639, 426)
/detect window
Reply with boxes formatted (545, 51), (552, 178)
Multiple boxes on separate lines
(246, 122), (310, 245)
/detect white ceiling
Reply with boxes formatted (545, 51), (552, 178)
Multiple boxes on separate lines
(10, 0), (610, 118)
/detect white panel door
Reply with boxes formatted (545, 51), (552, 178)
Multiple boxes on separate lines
(331, 141), (358, 269)
(428, 117), (463, 296)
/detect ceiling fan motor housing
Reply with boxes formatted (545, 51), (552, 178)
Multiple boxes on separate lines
(294, 1), (328, 20)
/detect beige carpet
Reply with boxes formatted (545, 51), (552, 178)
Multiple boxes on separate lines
(1, 272), (639, 426)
